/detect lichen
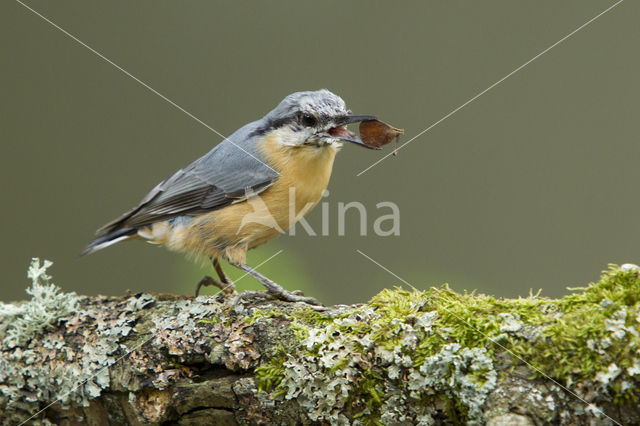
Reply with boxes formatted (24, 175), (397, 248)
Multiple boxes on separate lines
(0, 259), (157, 421)
(255, 264), (640, 424)
(257, 292), (500, 423)
(0, 258), (79, 348)
(518, 263), (640, 400)
(2, 259), (639, 424)
(150, 297), (221, 358)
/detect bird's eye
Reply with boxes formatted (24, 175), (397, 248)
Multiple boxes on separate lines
(299, 112), (318, 127)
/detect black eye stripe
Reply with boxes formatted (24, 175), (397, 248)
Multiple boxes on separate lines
(299, 112), (318, 127)
(260, 111), (331, 135)
(267, 115), (297, 130)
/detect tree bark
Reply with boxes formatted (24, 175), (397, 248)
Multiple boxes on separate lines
(2, 262), (640, 425)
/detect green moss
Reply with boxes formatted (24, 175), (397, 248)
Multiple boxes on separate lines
(521, 264), (640, 387)
(255, 350), (287, 392)
(246, 307), (334, 325)
(245, 307), (334, 341)
(244, 309), (280, 324)
(254, 263), (640, 423)
(288, 307), (335, 325)
(371, 264), (640, 388)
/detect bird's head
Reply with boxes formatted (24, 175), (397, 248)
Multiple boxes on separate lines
(262, 89), (377, 150)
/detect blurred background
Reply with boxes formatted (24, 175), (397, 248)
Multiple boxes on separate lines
(1, 1), (638, 305)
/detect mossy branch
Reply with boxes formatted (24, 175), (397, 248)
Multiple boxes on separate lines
(1, 259), (640, 425)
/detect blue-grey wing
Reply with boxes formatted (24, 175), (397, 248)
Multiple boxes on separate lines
(96, 136), (279, 234)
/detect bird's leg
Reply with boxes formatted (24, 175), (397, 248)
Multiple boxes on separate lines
(228, 261), (322, 306)
(214, 258), (233, 286)
(195, 276), (225, 296)
(195, 257), (236, 297)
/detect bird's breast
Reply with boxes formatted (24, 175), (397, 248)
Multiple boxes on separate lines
(260, 132), (338, 208)
(255, 132), (338, 229)
(171, 133), (339, 260)
(210, 132), (338, 248)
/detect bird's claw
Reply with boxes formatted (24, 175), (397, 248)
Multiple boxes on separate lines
(195, 275), (236, 297)
(233, 289), (322, 307)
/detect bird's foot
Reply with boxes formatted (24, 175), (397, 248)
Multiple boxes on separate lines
(269, 287), (322, 305)
(233, 289), (324, 308)
(228, 261), (324, 306)
(263, 286), (322, 305)
(195, 275), (236, 297)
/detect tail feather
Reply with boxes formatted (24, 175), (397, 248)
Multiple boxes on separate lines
(81, 227), (138, 256)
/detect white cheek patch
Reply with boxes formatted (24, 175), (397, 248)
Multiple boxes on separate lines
(271, 126), (308, 147)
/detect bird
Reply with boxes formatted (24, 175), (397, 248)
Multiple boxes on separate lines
(83, 89), (380, 305)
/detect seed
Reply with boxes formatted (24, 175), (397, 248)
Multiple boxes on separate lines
(359, 120), (404, 155)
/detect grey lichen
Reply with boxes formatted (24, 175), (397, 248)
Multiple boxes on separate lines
(0, 259), (158, 420)
(255, 263), (640, 424)
(0, 258), (78, 348)
(150, 297), (221, 358)
(2, 260), (640, 424)
(274, 304), (497, 424)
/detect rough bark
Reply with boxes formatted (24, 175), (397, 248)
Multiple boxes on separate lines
(2, 260), (640, 425)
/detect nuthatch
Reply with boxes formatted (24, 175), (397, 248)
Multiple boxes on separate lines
(83, 90), (380, 305)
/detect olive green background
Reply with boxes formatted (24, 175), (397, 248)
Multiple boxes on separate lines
(2, 1), (638, 305)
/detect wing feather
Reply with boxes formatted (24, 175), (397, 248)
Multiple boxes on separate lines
(96, 137), (279, 235)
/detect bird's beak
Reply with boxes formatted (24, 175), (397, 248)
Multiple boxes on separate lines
(328, 114), (380, 149)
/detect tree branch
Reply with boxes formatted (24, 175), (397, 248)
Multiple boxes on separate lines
(1, 259), (640, 425)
